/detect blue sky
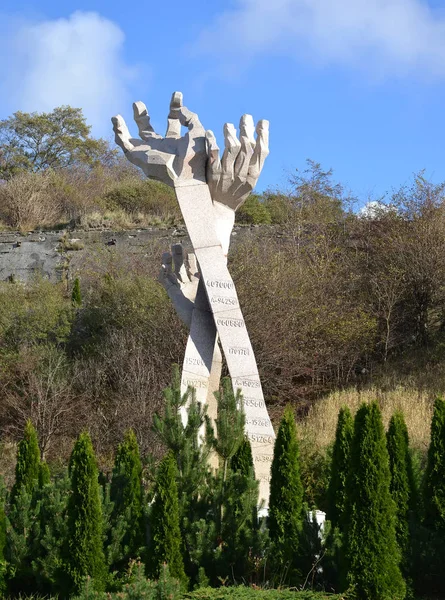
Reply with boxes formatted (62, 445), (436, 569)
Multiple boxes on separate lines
(1, 0), (445, 205)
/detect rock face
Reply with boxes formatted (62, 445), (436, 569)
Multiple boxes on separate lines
(0, 226), (278, 283)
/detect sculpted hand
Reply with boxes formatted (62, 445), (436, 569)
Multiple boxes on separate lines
(112, 93), (208, 188)
(159, 244), (199, 327)
(205, 116), (269, 254)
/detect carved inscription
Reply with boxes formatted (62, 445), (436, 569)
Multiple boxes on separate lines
(182, 378), (208, 390)
(246, 417), (271, 428)
(184, 357), (206, 367)
(248, 433), (274, 444)
(229, 346), (250, 356)
(206, 279), (234, 290)
(216, 317), (245, 328)
(210, 296), (238, 307)
(259, 474), (272, 483)
(242, 398), (265, 409)
(234, 378), (261, 388)
(254, 454), (274, 463)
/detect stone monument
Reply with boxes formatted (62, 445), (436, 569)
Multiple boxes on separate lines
(112, 92), (275, 506)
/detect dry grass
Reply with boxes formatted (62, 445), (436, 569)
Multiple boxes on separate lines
(299, 385), (435, 454)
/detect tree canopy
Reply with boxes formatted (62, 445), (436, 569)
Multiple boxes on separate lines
(0, 106), (111, 179)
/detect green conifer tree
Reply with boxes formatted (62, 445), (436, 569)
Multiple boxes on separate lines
(71, 277), (82, 307)
(268, 406), (303, 583)
(344, 402), (405, 600)
(65, 432), (106, 594)
(387, 411), (416, 566)
(148, 451), (186, 584)
(424, 396), (445, 530)
(327, 406), (354, 530)
(153, 365), (213, 584)
(153, 365), (212, 523)
(7, 420), (42, 594)
(231, 436), (254, 475)
(11, 420), (41, 503)
(38, 462), (51, 488)
(223, 436), (259, 581)
(32, 471), (70, 595)
(110, 429), (144, 569)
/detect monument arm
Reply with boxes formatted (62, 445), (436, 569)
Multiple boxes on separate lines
(113, 93), (275, 506)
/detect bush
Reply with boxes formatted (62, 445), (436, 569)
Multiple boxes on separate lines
(327, 407), (353, 529)
(65, 432), (106, 594)
(344, 402), (405, 599)
(268, 406), (303, 584)
(0, 171), (63, 230)
(103, 178), (180, 224)
(235, 195), (272, 225)
(147, 451), (186, 584)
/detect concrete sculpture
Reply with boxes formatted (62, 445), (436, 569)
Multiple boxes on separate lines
(112, 93), (274, 505)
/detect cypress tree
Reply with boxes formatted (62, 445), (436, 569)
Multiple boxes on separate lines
(65, 432), (106, 593)
(327, 406), (354, 531)
(268, 406), (303, 582)
(110, 429), (144, 567)
(11, 420), (41, 503)
(71, 277), (82, 307)
(424, 396), (445, 531)
(7, 421), (41, 594)
(148, 451), (186, 584)
(344, 402), (405, 600)
(387, 411), (416, 563)
(32, 472), (70, 595)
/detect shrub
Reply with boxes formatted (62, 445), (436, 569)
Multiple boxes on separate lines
(268, 406), (303, 584)
(327, 406), (353, 529)
(147, 451), (186, 585)
(344, 402), (405, 599)
(0, 171), (62, 230)
(387, 411), (416, 564)
(235, 194), (272, 225)
(424, 396), (445, 531)
(65, 432), (106, 594)
(110, 429), (145, 569)
(10, 420), (41, 503)
(71, 278), (82, 307)
(103, 178), (180, 224)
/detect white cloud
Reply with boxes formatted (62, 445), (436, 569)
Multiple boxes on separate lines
(1, 11), (139, 135)
(359, 200), (397, 218)
(196, 0), (445, 78)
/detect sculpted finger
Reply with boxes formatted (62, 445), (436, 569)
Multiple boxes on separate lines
(205, 130), (221, 192)
(221, 123), (241, 178)
(169, 91), (205, 137)
(186, 252), (199, 279)
(247, 119), (270, 187)
(133, 101), (162, 141)
(234, 114), (255, 181)
(112, 115), (134, 153)
(166, 92), (182, 139)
